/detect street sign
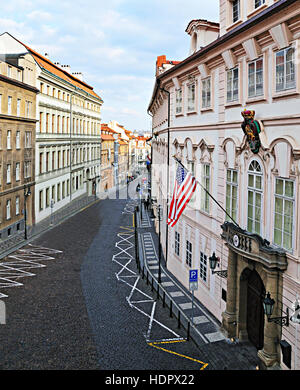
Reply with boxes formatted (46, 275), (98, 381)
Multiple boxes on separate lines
(189, 269), (198, 282)
(189, 270), (198, 291)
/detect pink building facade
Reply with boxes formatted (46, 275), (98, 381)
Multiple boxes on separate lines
(148, 0), (300, 370)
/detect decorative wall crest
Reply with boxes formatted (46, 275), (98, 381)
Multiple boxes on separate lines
(241, 110), (261, 154)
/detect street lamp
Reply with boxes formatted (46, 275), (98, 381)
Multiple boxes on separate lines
(24, 186), (31, 240)
(209, 252), (228, 278)
(263, 292), (289, 327)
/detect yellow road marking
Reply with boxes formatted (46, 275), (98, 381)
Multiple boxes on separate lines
(148, 340), (208, 370)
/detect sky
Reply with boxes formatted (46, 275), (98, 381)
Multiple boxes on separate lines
(1, 0), (219, 133)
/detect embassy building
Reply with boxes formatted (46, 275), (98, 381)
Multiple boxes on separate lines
(148, 0), (300, 369)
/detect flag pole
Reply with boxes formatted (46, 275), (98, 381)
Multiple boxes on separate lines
(173, 156), (240, 228)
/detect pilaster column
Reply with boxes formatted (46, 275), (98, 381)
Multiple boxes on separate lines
(258, 270), (280, 369)
(221, 249), (238, 338)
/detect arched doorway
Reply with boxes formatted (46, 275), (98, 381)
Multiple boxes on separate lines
(246, 270), (265, 350)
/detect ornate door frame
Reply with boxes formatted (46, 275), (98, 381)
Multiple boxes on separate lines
(221, 221), (287, 369)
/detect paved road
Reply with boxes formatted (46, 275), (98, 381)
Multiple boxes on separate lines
(0, 180), (208, 370)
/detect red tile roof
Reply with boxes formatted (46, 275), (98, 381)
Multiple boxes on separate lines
(16, 39), (103, 102)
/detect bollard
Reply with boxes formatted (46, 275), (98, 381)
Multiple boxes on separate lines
(163, 291), (165, 307)
(142, 266), (144, 279)
(151, 277), (153, 291)
(157, 284), (159, 300)
(187, 321), (190, 341)
(146, 271), (149, 285)
(178, 310), (181, 329)
(170, 300), (173, 318)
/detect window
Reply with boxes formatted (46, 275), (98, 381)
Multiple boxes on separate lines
(57, 183), (61, 201)
(39, 190), (44, 211)
(175, 231), (180, 256)
(16, 196), (20, 215)
(187, 82), (196, 112)
(247, 160), (263, 235)
(7, 96), (12, 115)
(46, 188), (50, 208)
(199, 252), (207, 283)
(25, 132), (31, 148)
(227, 67), (239, 102)
(201, 164), (210, 213)
(226, 169), (238, 222)
(202, 77), (211, 108)
(7, 66), (11, 78)
(255, 0), (265, 8)
(248, 58), (263, 98)
(16, 131), (20, 149)
(0, 94), (2, 113)
(276, 47), (296, 92)
(7, 130), (11, 149)
(46, 152), (50, 172)
(232, 0), (240, 23)
(6, 199), (11, 220)
(6, 164), (11, 184)
(17, 99), (21, 116)
(39, 152), (43, 174)
(16, 162), (20, 181)
(25, 101), (31, 118)
(52, 185), (56, 203)
(274, 178), (294, 251)
(24, 161), (31, 178)
(176, 88), (183, 114)
(186, 240), (192, 267)
(40, 112), (43, 132)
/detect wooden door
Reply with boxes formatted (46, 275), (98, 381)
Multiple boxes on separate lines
(247, 270), (265, 350)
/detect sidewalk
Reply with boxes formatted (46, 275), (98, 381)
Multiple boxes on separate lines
(0, 193), (99, 260)
(135, 201), (262, 370)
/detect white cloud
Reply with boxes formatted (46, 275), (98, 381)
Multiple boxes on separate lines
(26, 10), (52, 21)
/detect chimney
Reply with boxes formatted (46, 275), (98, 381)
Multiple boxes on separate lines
(72, 72), (83, 81)
(61, 64), (71, 73)
(44, 53), (50, 59)
(54, 62), (61, 68)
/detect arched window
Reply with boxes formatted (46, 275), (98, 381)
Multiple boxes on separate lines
(247, 160), (263, 235)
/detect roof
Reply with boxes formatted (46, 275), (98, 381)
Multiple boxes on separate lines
(17, 39), (103, 102)
(101, 124), (117, 133)
(101, 134), (115, 141)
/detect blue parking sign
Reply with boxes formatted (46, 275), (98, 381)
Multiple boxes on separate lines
(189, 269), (198, 282)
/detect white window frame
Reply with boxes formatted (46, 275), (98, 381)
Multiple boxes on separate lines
(16, 196), (20, 216)
(275, 46), (296, 92)
(176, 88), (183, 114)
(17, 98), (21, 116)
(6, 199), (11, 220)
(226, 169), (238, 222)
(7, 96), (12, 115)
(232, 0), (240, 23)
(201, 164), (210, 214)
(248, 57), (264, 98)
(186, 240), (192, 267)
(16, 131), (20, 149)
(187, 82), (196, 112)
(227, 67), (239, 102)
(247, 160), (263, 235)
(6, 164), (11, 184)
(202, 77), (211, 109)
(255, 0), (265, 8)
(7, 130), (11, 150)
(199, 251), (207, 283)
(16, 162), (20, 181)
(273, 178), (295, 252)
(175, 231), (180, 256)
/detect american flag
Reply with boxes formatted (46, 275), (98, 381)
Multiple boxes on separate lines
(167, 163), (196, 227)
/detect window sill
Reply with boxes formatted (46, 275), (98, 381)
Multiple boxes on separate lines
(272, 89), (299, 100)
(175, 112), (184, 117)
(247, 4), (268, 20)
(225, 101), (242, 108)
(186, 110), (197, 116)
(245, 96), (267, 104)
(201, 107), (213, 113)
(226, 19), (243, 33)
